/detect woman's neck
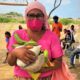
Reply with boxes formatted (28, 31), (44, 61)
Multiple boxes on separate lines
(27, 29), (45, 42)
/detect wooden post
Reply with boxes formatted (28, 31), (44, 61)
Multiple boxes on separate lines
(0, 2), (28, 6)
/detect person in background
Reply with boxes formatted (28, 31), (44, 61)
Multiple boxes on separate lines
(62, 29), (75, 49)
(69, 25), (79, 68)
(61, 29), (67, 48)
(52, 16), (63, 38)
(7, 1), (76, 80)
(70, 25), (75, 35)
(3, 31), (11, 63)
(70, 25), (75, 43)
(69, 44), (80, 69)
(18, 25), (23, 29)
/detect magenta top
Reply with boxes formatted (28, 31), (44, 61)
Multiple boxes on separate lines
(8, 29), (63, 78)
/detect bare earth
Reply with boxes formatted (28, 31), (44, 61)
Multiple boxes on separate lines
(0, 23), (80, 80)
(0, 49), (80, 80)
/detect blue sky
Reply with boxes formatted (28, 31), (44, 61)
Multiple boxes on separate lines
(0, 0), (80, 18)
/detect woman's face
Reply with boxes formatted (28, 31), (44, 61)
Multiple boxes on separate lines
(26, 9), (44, 21)
(25, 9), (45, 32)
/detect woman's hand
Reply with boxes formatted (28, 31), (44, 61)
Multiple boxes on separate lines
(13, 46), (36, 64)
(7, 46), (36, 66)
(37, 56), (62, 73)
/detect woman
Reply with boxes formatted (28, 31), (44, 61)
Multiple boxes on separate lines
(7, 1), (76, 80)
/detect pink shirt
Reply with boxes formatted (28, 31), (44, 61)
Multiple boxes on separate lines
(8, 29), (63, 78)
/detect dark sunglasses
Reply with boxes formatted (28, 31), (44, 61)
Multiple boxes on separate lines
(27, 13), (44, 18)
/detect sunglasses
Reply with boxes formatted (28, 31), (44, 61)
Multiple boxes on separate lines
(27, 13), (44, 19)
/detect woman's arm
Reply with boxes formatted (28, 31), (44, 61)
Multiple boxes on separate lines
(50, 56), (62, 69)
(38, 56), (62, 73)
(39, 33), (63, 73)
(7, 51), (17, 66)
(7, 47), (36, 66)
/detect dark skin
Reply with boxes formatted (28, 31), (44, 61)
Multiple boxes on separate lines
(37, 57), (62, 73)
(7, 9), (62, 73)
(7, 47), (36, 66)
(52, 18), (62, 32)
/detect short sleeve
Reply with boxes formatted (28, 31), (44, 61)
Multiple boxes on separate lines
(51, 34), (63, 58)
(8, 31), (17, 52)
(8, 29), (29, 52)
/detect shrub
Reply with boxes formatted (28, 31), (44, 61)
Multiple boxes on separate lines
(60, 18), (74, 25)
(0, 17), (17, 23)
(19, 20), (25, 23)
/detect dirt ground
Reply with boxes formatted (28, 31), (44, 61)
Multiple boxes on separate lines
(0, 23), (80, 80)
(0, 49), (80, 80)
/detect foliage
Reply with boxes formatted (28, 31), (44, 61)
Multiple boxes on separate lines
(48, 18), (80, 25)
(19, 20), (25, 23)
(0, 12), (24, 23)
(0, 13), (80, 25)
(60, 18), (74, 25)
(0, 17), (17, 23)
(6, 12), (22, 17)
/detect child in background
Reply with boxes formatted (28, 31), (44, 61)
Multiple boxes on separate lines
(3, 31), (11, 63)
